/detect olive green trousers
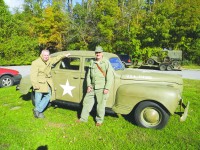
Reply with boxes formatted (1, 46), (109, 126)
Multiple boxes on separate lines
(80, 89), (109, 124)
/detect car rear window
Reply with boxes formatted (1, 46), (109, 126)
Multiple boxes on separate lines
(118, 55), (131, 61)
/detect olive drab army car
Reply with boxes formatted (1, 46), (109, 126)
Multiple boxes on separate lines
(17, 51), (189, 129)
(145, 50), (182, 71)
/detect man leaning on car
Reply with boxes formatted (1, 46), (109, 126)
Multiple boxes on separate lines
(30, 49), (70, 118)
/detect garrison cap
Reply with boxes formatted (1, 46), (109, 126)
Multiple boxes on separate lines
(95, 46), (103, 52)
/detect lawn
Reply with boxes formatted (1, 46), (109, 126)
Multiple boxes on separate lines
(182, 64), (200, 70)
(0, 79), (199, 150)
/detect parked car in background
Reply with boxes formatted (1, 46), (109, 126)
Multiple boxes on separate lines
(0, 67), (22, 87)
(17, 51), (189, 129)
(117, 54), (133, 67)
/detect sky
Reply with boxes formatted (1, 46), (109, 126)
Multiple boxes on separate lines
(4, 0), (81, 12)
(4, 0), (24, 12)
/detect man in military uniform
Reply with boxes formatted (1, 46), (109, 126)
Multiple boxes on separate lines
(77, 46), (113, 126)
(30, 49), (70, 118)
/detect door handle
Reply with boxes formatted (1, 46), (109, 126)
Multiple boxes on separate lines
(73, 77), (79, 79)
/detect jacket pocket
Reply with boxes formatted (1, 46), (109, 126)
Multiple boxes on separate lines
(38, 77), (46, 83)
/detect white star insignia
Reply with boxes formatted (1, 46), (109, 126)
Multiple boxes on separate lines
(60, 80), (75, 97)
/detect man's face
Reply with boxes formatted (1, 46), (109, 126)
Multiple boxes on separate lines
(41, 51), (50, 62)
(95, 52), (103, 60)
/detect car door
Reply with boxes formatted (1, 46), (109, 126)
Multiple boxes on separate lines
(51, 56), (82, 103)
(79, 57), (95, 100)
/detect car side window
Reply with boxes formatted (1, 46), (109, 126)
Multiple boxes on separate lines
(84, 58), (95, 71)
(60, 57), (80, 70)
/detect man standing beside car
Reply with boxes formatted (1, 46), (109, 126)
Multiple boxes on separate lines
(77, 46), (113, 126)
(30, 49), (70, 118)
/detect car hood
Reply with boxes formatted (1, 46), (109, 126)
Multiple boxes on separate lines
(119, 69), (183, 85)
(0, 67), (19, 74)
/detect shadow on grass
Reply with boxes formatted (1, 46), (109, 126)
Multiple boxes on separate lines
(122, 109), (137, 127)
(20, 93), (123, 123)
(37, 145), (48, 150)
(20, 92), (31, 101)
(51, 100), (118, 121)
(51, 100), (82, 118)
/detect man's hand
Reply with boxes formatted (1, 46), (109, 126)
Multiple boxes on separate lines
(104, 89), (109, 94)
(65, 53), (71, 57)
(87, 86), (93, 93)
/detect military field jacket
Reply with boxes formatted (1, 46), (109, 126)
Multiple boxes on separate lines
(87, 57), (113, 90)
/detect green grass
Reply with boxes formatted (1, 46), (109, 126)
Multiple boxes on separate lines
(182, 64), (200, 70)
(0, 79), (199, 150)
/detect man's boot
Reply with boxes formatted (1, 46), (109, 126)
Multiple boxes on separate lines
(33, 109), (39, 118)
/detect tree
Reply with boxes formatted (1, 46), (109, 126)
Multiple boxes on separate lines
(0, 0), (12, 42)
(90, 0), (121, 51)
(1, 0), (200, 65)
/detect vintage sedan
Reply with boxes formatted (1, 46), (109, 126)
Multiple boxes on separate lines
(0, 67), (22, 87)
(18, 51), (189, 129)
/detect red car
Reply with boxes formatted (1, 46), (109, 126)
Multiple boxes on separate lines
(0, 67), (22, 87)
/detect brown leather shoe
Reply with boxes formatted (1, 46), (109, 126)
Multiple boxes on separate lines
(76, 119), (82, 123)
(96, 123), (102, 126)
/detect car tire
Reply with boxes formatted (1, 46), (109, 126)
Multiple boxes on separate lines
(172, 61), (181, 67)
(134, 101), (170, 129)
(167, 65), (173, 71)
(159, 64), (166, 71)
(31, 90), (35, 106)
(0, 75), (14, 87)
(147, 59), (154, 65)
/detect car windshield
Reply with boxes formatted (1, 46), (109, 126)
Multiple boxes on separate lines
(109, 57), (125, 70)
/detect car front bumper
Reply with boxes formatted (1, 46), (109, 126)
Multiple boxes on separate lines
(13, 74), (22, 84)
(179, 99), (190, 122)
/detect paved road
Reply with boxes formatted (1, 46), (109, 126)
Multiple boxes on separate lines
(134, 68), (200, 80)
(1, 65), (200, 80)
(159, 69), (200, 80)
(1, 66), (31, 77)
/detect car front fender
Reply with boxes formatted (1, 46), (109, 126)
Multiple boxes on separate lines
(112, 83), (181, 115)
(18, 75), (32, 95)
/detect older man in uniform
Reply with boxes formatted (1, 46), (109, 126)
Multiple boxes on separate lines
(77, 46), (113, 126)
(31, 49), (70, 118)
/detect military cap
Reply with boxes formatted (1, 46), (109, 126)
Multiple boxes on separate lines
(95, 46), (103, 52)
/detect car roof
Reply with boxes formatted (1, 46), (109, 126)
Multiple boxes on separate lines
(50, 50), (118, 59)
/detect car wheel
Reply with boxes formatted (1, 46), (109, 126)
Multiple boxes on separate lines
(167, 65), (173, 71)
(31, 90), (35, 106)
(0, 75), (14, 87)
(159, 64), (166, 71)
(147, 59), (154, 65)
(134, 101), (170, 129)
(172, 61), (181, 67)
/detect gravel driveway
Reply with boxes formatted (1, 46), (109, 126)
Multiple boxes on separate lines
(1, 65), (200, 80)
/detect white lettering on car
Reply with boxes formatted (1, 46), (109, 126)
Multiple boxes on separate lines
(126, 75), (153, 79)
